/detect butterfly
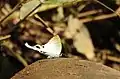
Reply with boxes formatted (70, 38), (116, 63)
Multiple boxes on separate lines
(25, 35), (62, 58)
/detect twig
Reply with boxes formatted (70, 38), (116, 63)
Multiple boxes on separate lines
(79, 13), (117, 23)
(0, 35), (11, 41)
(27, 18), (43, 26)
(0, 0), (23, 25)
(78, 9), (102, 18)
(14, 52), (28, 66)
(1, 41), (28, 67)
(107, 56), (120, 63)
(34, 14), (55, 35)
(7, 1), (43, 34)
(94, 0), (120, 17)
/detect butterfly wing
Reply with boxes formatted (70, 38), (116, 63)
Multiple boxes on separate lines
(41, 35), (62, 57)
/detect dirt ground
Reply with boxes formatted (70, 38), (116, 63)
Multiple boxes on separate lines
(11, 58), (120, 79)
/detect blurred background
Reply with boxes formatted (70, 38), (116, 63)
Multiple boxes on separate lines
(0, 0), (120, 79)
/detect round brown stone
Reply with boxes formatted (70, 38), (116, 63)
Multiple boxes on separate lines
(11, 58), (120, 79)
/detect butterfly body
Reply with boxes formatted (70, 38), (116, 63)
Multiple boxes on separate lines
(25, 35), (62, 58)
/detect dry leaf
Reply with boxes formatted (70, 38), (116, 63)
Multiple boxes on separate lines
(73, 26), (95, 60)
(64, 15), (95, 59)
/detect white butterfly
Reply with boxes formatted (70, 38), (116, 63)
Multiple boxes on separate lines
(25, 35), (62, 58)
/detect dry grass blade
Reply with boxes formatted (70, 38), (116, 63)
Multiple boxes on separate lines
(0, 35), (11, 41)
(94, 0), (120, 17)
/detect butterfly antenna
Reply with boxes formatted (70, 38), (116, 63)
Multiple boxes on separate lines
(25, 42), (35, 49)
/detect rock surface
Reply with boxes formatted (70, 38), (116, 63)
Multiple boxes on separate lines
(11, 58), (120, 79)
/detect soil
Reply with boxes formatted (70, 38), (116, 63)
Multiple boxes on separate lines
(11, 58), (120, 79)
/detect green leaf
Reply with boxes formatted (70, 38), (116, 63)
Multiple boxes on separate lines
(45, 0), (78, 4)
(20, 0), (40, 20)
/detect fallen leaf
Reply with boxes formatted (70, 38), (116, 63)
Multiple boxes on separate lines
(64, 15), (95, 59)
(73, 26), (95, 59)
